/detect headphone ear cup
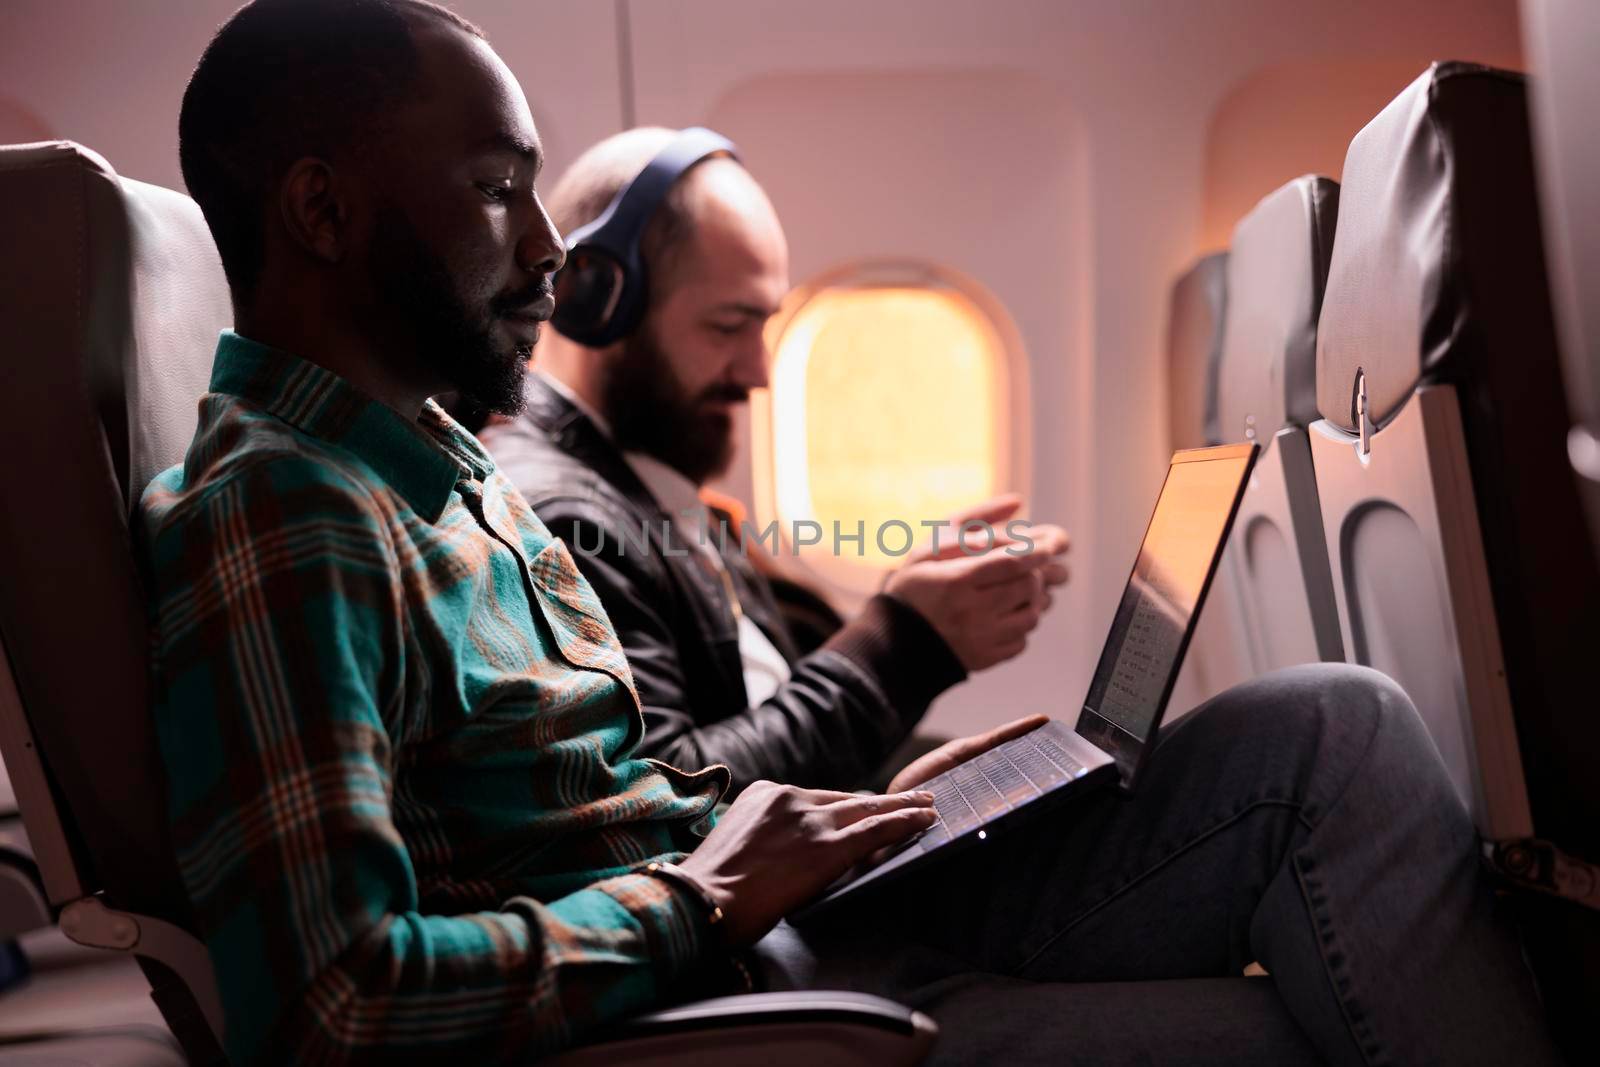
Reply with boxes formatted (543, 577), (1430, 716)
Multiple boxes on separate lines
(553, 128), (736, 349)
(551, 246), (628, 347)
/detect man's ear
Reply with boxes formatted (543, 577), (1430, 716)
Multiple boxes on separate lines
(278, 157), (347, 265)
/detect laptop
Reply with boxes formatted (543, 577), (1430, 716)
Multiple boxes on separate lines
(792, 442), (1259, 922)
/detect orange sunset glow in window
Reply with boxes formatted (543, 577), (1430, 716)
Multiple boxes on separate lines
(752, 263), (1027, 592)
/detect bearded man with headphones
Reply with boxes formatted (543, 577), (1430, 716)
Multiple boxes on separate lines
(479, 126), (1072, 793)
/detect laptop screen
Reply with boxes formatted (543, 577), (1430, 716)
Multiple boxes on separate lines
(1077, 443), (1257, 782)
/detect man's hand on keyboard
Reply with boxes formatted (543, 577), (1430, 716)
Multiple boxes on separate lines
(886, 715), (1051, 794)
(679, 782), (937, 945)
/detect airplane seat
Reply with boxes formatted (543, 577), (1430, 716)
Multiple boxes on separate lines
(1166, 252), (1229, 453)
(1165, 253), (1254, 711)
(1524, 0), (1600, 562)
(0, 140), (938, 1066)
(1308, 63), (1600, 1053)
(0, 138), (231, 1063)
(1213, 176), (1343, 673)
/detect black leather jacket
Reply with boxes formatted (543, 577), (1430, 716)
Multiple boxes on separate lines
(478, 376), (965, 794)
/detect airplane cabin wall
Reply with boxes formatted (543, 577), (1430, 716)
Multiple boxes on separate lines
(0, 0), (1525, 739)
(0, 0), (627, 202)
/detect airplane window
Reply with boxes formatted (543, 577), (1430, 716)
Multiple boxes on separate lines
(752, 261), (1027, 595)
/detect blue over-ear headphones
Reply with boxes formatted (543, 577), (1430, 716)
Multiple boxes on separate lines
(550, 127), (740, 347)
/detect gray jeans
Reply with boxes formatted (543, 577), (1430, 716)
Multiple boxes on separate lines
(755, 665), (1560, 1066)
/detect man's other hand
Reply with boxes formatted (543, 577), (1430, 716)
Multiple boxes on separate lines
(886, 715), (1049, 794)
(678, 783), (937, 945)
(908, 494), (1072, 589)
(884, 499), (1069, 671)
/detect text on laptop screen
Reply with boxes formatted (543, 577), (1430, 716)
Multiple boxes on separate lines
(1084, 451), (1253, 741)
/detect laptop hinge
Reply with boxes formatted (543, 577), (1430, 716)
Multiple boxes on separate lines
(1482, 838), (1600, 913)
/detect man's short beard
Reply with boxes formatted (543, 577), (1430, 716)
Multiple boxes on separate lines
(367, 202), (529, 417)
(603, 324), (743, 485)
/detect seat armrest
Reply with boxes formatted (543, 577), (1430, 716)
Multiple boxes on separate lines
(545, 991), (938, 1067)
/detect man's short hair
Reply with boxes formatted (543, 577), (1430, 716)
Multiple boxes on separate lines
(178, 0), (483, 298)
(544, 127), (711, 304)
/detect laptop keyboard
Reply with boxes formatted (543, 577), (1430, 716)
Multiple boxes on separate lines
(919, 722), (1090, 845)
(796, 720), (1105, 914)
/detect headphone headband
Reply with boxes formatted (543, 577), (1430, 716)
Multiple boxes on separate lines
(564, 127), (739, 257)
(551, 127), (741, 347)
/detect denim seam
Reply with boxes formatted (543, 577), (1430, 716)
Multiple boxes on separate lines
(1293, 854), (1385, 1067)
(1284, 694), (1391, 1067)
(1015, 797), (1304, 977)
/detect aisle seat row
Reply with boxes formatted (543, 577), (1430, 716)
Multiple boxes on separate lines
(1168, 60), (1600, 1054)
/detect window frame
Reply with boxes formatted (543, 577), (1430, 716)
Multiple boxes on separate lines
(750, 259), (1033, 600)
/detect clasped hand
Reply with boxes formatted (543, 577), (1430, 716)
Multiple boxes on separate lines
(883, 495), (1070, 671)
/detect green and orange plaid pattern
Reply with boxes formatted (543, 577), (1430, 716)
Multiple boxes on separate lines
(139, 332), (731, 1064)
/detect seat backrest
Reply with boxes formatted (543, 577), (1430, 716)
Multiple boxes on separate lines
(1214, 176), (1343, 672)
(1313, 63), (1600, 852)
(1524, 0), (1600, 558)
(1163, 254), (1256, 713)
(1165, 252), (1228, 451)
(0, 140), (227, 921)
(1216, 177), (1335, 450)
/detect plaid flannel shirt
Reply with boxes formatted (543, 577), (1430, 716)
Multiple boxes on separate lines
(139, 332), (731, 1064)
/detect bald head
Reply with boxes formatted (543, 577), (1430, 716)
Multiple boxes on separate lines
(545, 126), (785, 306)
(546, 127), (679, 237)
